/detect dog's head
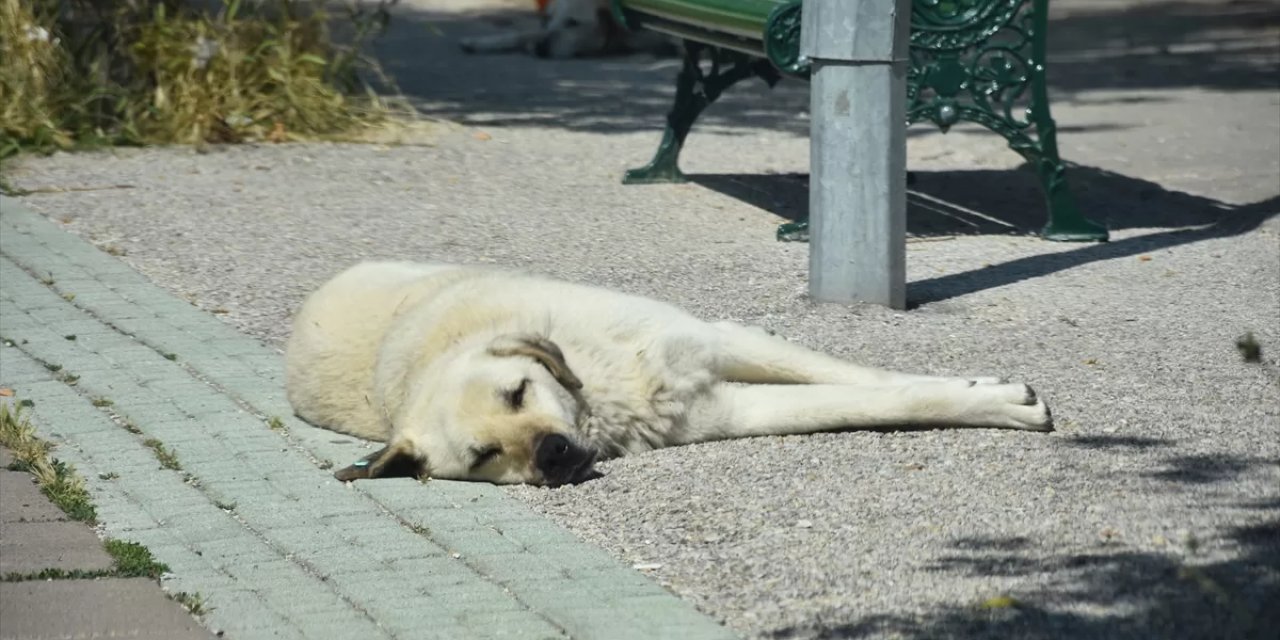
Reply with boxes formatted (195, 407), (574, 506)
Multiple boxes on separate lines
(335, 333), (598, 486)
(532, 0), (610, 58)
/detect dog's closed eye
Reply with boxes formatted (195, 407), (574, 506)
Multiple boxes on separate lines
(469, 445), (503, 470)
(504, 378), (530, 410)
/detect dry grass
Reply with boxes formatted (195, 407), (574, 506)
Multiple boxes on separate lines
(0, 400), (97, 522)
(0, 0), (403, 157)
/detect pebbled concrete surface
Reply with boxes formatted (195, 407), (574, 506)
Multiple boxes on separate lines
(2, 0), (1279, 638)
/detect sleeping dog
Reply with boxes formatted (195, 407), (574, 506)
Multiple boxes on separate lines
(285, 262), (1053, 486)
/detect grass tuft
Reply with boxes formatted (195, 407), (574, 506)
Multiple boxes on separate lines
(170, 591), (209, 615)
(104, 539), (170, 578)
(1, 0), (404, 157)
(142, 437), (182, 470)
(1, 538), (168, 582)
(0, 400), (97, 523)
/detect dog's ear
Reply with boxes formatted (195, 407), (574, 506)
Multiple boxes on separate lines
(334, 440), (426, 482)
(488, 334), (583, 391)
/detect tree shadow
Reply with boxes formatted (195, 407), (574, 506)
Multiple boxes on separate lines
(1047, 0), (1280, 96)
(371, 4), (811, 135)
(767, 519), (1280, 640)
(764, 442), (1279, 639)
(1063, 435), (1178, 450)
(1145, 454), (1277, 485)
(368, 0), (1278, 136)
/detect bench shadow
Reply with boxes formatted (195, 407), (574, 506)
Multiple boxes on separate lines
(689, 167), (1278, 306)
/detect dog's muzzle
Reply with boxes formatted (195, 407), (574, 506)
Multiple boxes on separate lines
(535, 433), (596, 485)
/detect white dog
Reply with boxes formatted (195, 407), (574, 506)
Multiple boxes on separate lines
(458, 0), (672, 58)
(285, 262), (1052, 486)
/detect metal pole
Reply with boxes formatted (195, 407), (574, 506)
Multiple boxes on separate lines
(801, 0), (912, 309)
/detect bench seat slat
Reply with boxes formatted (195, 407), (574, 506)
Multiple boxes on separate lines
(624, 0), (786, 39)
(635, 14), (767, 57)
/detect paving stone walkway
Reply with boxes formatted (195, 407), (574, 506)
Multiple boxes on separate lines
(0, 443), (214, 640)
(0, 197), (736, 639)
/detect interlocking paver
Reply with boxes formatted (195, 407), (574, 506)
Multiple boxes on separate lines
(0, 199), (736, 639)
(0, 578), (215, 640)
(0, 471), (67, 523)
(0, 520), (115, 574)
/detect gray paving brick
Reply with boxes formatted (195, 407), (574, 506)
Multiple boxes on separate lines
(258, 576), (360, 617)
(291, 608), (384, 640)
(194, 535), (283, 567)
(331, 570), (423, 604)
(295, 548), (386, 577)
(0, 471), (67, 523)
(387, 556), (477, 588)
(427, 526), (528, 559)
(0, 578), (215, 640)
(457, 610), (568, 639)
(202, 589), (309, 640)
(489, 518), (586, 548)
(0, 520), (114, 574)
(427, 580), (527, 612)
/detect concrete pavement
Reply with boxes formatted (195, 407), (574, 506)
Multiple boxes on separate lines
(0, 198), (735, 639)
(0, 443), (214, 640)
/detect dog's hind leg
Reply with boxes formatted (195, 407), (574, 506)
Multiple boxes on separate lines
(707, 321), (1002, 386)
(683, 381), (1052, 444)
(459, 30), (543, 54)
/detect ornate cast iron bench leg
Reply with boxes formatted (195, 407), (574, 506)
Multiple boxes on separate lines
(908, 0), (1107, 241)
(623, 42), (780, 184)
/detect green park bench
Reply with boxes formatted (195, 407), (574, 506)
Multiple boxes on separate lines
(611, 0), (1109, 242)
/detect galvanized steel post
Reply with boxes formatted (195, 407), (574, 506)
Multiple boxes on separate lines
(801, 0), (912, 308)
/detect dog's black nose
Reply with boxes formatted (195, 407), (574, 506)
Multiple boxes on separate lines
(535, 434), (594, 484)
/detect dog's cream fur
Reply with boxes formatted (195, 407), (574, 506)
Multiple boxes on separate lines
(286, 262), (1052, 486)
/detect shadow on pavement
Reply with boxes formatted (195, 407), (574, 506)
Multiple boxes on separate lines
(692, 165), (1278, 235)
(906, 193), (1277, 306)
(688, 168), (1278, 307)
(1145, 454), (1276, 485)
(1048, 0), (1280, 95)
(370, 1), (1277, 306)
(767, 515), (1279, 639)
(374, 0), (1278, 134)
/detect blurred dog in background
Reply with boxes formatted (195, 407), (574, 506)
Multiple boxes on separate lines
(459, 0), (673, 58)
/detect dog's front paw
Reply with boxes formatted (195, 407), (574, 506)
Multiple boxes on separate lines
(994, 383), (1053, 431)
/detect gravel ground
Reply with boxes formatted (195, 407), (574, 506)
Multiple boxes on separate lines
(4, 0), (1278, 638)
